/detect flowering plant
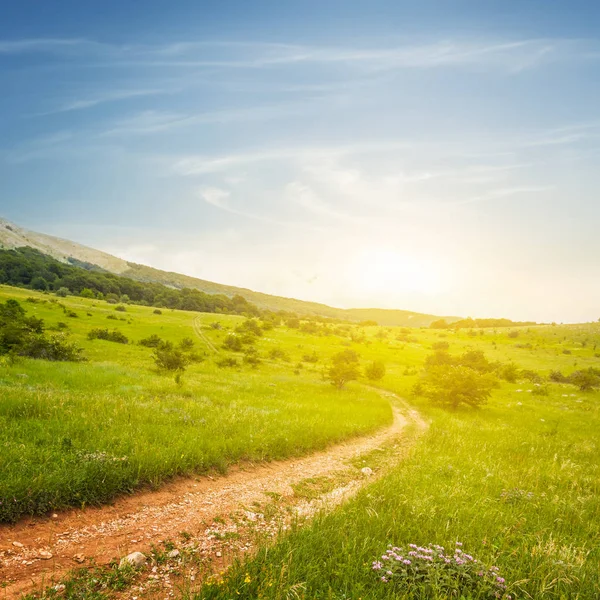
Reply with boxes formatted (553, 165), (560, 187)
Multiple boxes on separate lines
(372, 542), (511, 599)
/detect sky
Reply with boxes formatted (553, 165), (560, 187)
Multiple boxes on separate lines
(1, 1), (600, 323)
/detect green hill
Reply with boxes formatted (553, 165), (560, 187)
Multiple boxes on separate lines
(0, 217), (459, 326)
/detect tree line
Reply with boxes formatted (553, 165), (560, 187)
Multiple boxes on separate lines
(0, 247), (263, 316)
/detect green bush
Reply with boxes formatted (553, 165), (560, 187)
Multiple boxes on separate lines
(139, 334), (164, 348)
(87, 328), (129, 344)
(153, 342), (188, 372)
(365, 359), (386, 381)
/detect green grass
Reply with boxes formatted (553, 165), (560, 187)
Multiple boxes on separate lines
(0, 286), (390, 523)
(3, 284), (600, 598)
(194, 324), (600, 600)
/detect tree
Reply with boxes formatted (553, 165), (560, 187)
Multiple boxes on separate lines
(55, 287), (70, 297)
(327, 349), (360, 389)
(365, 360), (386, 381)
(153, 342), (188, 372)
(80, 288), (95, 298)
(418, 365), (498, 409)
(31, 276), (48, 291)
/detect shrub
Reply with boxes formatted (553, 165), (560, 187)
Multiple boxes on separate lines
(365, 359), (386, 381)
(327, 349), (360, 389)
(372, 543), (511, 599)
(521, 369), (543, 383)
(243, 350), (262, 368)
(432, 341), (450, 351)
(216, 356), (239, 368)
(223, 334), (243, 352)
(236, 319), (263, 337)
(302, 351), (319, 363)
(269, 348), (290, 361)
(549, 370), (567, 383)
(139, 334), (164, 348)
(153, 308), (162, 315)
(500, 362), (519, 383)
(508, 330), (519, 338)
(153, 342), (188, 372)
(0, 299), (84, 362)
(55, 287), (70, 297)
(115, 305), (127, 312)
(19, 334), (85, 362)
(87, 328), (129, 344)
(417, 365), (498, 409)
(179, 337), (195, 351)
(568, 369), (600, 391)
(79, 288), (95, 299)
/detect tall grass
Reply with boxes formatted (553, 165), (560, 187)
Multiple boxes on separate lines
(0, 287), (390, 522)
(195, 327), (600, 600)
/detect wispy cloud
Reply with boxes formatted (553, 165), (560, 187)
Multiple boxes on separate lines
(37, 88), (170, 115)
(2, 36), (597, 73)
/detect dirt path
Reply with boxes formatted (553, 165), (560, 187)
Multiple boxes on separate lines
(0, 394), (426, 599)
(192, 316), (218, 354)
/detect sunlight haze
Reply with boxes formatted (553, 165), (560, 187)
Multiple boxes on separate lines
(2, 1), (600, 322)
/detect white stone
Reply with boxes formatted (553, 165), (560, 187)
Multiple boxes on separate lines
(361, 467), (373, 476)
(119, 551), (146, 569)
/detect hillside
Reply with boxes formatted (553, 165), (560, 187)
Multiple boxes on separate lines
(0, 217), (458, 326)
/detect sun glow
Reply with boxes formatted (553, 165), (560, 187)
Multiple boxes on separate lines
(350, 248), (441, 297)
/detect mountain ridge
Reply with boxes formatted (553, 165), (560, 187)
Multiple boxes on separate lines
(0, 217), (460, 326)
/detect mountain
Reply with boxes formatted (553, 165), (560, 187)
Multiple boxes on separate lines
(0, 218), (460, 326)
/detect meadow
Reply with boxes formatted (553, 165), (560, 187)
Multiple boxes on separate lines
(195, 321), (600, 599)
(0, 286), (391, 523)
(1, 283), (599, 599)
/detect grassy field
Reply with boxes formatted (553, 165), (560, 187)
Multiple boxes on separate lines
(2, 284), (599, 598)
(0, 286), (391, 523)
(194, 323), (600, 599)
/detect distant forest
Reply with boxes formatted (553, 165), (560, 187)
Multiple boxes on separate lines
(0, 247), (267, 317)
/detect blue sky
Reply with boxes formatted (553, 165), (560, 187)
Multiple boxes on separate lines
(1, 1), (600, 322)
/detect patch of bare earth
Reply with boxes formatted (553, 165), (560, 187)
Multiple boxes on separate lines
(0, 394), (426, 599)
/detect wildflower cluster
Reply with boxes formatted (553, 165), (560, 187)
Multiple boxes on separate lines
(372, 542), (511, 599)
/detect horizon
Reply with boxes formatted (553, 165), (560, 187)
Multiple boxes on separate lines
(2, 1), (600, 323)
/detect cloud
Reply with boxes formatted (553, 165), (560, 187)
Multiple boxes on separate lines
(2, 36), (596, 74)
(38, 88), (170, 115)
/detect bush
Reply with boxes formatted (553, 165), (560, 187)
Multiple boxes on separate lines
(236, 319), (263, 337)
(417, 365), (498, 409)
(431, 341), (449, 351)
(521, 369), (543, 383)
(87, 328), (129, 344)
(179, 337), (195, 351)
(568, 369), (600, 391)
(327, 349), (360, 389)
(500, 362), (519, 383)
(269, 348), (290, 361)
(153, 342), (188, 372)
(115, 305), (127, 312)
(153, 308), (162, 315)
(549, 370), (567, 383)
(0, 299), (84, 362)
(139, 334), (164, 348)
(365, 359), (386, 381)
(216, 356), (239, 368)
(19, 334), (85, 362)
(222, 334), (243, 352)
(302, 351), (319, 363)
(55, 287), (70, 297)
